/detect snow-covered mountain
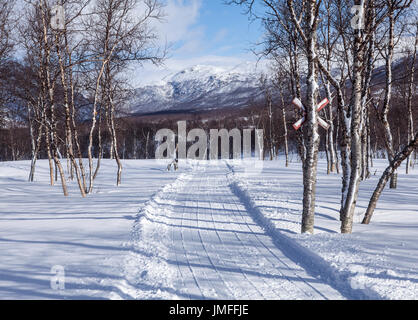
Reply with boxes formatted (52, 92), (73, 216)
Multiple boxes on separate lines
(128, 63), (266, 115)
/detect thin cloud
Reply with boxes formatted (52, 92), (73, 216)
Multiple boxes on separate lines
(212, 28), (229, 43)
(157, 0), (202, 44)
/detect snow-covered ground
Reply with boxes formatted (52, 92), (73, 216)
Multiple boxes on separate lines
(230, 159), (418, 300)
(0, 158), (417, 299)
(0, 160), (177, 299)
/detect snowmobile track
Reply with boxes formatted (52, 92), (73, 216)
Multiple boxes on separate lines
(135, 161), (345, 300)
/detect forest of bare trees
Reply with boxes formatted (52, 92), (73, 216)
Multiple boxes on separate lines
(230, 0), (417, 233)
(0, 0), (164, 197)
(0, 0), (417, 235)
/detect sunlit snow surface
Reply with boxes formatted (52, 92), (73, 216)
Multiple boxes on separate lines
(0, 158), (417, 299)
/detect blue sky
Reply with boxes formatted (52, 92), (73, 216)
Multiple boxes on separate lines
(131, 0), (265, 85)
(170, 1), (262, 58)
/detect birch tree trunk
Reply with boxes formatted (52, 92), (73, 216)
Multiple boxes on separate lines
(301, 31), (320, 233)
(340, 7), (365, 233)
(316, 61), (350, 221)
(28, 103), (43, 182)
(381, 8), (397, 188)
(268, 95), (274, 160)
(39, 0), (68, 196)
(55, 30), (86, 197)
(93, 105), (103, 181)
(87, 62), (107, 193)
(406, 23), (417, 174)
(43, 108), (54, 186)
(287, 0), (323, 233)
(109, 95), (123, 186)
(320, 7), (337, 173)
(362, 132), (418, 224)
(145, 131), (150, 159)
(289, 34), (306, 163)
(282, 103), (289, 167)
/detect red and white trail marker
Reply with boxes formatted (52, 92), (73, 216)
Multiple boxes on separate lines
(292, 97), (330, 131)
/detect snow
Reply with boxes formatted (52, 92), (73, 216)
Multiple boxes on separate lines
(0, 158), (417, 299)
(230, 159), (418, 300)
(0, 160), (178, 299)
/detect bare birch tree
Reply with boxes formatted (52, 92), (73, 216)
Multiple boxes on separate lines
(52, 0), (91, 197)
(272, 63), (290, 166)
(362, 131), (418, 224)
(285, 0), (323, 234)
(84, 0), (164, 192)
(375, 0), (413, 189)
(0, 0), (14, 133)
(232, 0), (332, 233)
(406, 22), (417, 174)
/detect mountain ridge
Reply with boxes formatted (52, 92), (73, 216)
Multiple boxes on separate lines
(128, 62), (267, 115)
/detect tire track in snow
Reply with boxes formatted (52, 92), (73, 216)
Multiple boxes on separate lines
(196, 172), (265, 299)
(204, 173), (292, 299)
(123, 161), (347, 299)
(227, 193), (321, 299)
(227, 162), (381, 300)
(121, 173), (192, 300)
(166, 162), (344, 299)
(177, 174), (218, 299)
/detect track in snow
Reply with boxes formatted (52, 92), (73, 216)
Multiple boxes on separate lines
(135, 161), (344, 300)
